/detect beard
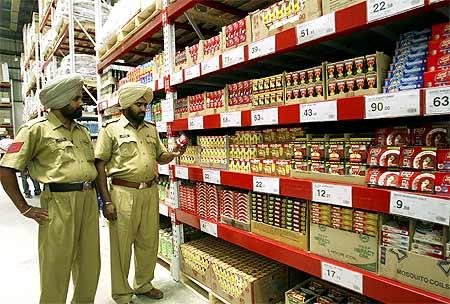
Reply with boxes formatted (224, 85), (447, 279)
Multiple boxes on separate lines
(125, 108), (145, 124)
(61, 104), (83, 119)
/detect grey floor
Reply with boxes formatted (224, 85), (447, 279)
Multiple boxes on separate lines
(0, 177), (207, 304)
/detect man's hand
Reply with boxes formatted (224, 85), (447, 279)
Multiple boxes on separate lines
(24, 207), (49, 224)
(172, 145), (187, 157)
(103, 203), (117, 221)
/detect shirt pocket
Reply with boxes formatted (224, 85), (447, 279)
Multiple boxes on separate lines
(81, 139), (95, 161)
(118, 137), (137, 158)
(46, 137), (75, 164)
(146, 136), (157, 157)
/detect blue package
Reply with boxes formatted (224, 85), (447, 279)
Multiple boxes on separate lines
(397, 36), (430, 48)
(399, 28), (431, 39)
(393, 52), (428, 64)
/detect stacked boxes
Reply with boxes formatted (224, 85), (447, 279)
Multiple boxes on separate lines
(179, 181), (197, 215)
(186, 41), (204, 66)
(179, 146), (198, 166)
(285, 65), (326, 104)
(384, 29), (430, 93)
(223, 16), (252, 51)
(198, 136), (228, 169)
(157, 175), (170, 204)
(188, 93), (206, 116)
(205, 89), (226, 115)
(174, 49), (187, 72)
(203, 34), (223, 59)
(227, 80), (253, 111)
(220, 189), (251, 231)
(175, 97), (188, 120)
(196, 182), (220, 222)
(381, 216), (410, 250)
(251, 73), (284, 108)
(158, 228), (173, 262)
(425, 22), (450, 87)
(436, 149), (450, 195)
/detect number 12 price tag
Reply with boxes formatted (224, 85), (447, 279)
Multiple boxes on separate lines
(322, 262), (363, 294)
(253, 176), (280, 195)
(367, 0), (424, 23)
(425, 86), (450, 116)
(312, 183), (352, 208)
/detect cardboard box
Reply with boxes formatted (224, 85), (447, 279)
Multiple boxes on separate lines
(251, 220), (309, 251)
(310, 223), (378, 272)
(424, 69), (450, 87)
(290, 169), (366, 185)
(250, 0), (322, 42)
(321, 0), (365, 15)
(186, 41), (204, 66)
(379, 246), (450, 298)
(222, 16), (252, 51)
(211, 261), (288, 304)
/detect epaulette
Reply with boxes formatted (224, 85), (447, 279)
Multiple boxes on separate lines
(102, 117), (120, 127)
(145, 120), (156, 126)
(26, 116), (48, 128)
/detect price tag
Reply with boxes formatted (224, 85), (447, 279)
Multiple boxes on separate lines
(156, 121), (167, 133)
(365, 90), (420, 119)
(200, 219), (218, 237)
(157, 77), (165, 90)
(390, 192), (450, 225)
(367, 0), (424, 23)
(161, 98), (174, 122)
(203, 169), (221, 185)
(170, 70), (183, 86)
(251, 108), (278, 126)
(296, 13), (336, 45)
(220, 111), (241, 127)
(159, 204), (169, 217)
(158, 164), (170, 175)
(425, 86), (450, 116)
(248, 36), (276, 60)
(222, 45), (245, 68)
(149, 80), (156, 91)
(300, 101), (337, 123)
(201, 56), (220, 75)
(188, 116), (203, 130)
(312, 183), (352, 208)
(322, 262), (363, 294)
(253, 176), (280, 195)
(185, 64), (200, 81)
(175, 166), (189, 180)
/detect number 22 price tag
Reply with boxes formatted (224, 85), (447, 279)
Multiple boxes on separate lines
(253, 176), (280, 195)
(367, 0), (424, 23)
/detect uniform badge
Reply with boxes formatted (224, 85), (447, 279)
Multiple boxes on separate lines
(120, 134), (130, 138)
(7, 142), (24, 153)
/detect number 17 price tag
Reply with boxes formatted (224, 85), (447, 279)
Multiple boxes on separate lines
(322, 262), (363, 294)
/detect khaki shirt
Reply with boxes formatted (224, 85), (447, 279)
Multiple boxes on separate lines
(95, 115), (167, 183)
(0, 112), (97, 183)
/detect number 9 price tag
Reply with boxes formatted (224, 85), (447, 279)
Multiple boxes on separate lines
(425, 87), (450, 116)
(322, 262), (363, 294)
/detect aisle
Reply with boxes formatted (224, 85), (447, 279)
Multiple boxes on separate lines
(0, 178), (207, 304)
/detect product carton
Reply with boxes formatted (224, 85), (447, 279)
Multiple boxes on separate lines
(321, 0), (365, 14)
(251, 220), (309, 251)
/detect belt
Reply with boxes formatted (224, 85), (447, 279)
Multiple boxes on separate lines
(47, 181), (95, 192)
(111, 178), (156, 189)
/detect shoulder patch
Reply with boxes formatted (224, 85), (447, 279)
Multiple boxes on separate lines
(102, 117), (120, 127)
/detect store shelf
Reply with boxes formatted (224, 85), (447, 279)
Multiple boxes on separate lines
(166, 1), (449, 89)
(0, 103), (12, 109)
(157, 254), (172, 267)
(0, 83), (11, 89)
(174, 165), (449, 217)
(0, 125), (13, 128)
(175, 209), (449, 304)
(159, 203), (174, 218)
(39, 0), (58, 33)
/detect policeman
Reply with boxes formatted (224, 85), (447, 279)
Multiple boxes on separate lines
(95, 82), (184, 304)
(0, 74), (100, 304)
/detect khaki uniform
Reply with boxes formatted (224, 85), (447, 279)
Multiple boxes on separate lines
(95, 115), (167, 304)
(0, 112), (100, 304)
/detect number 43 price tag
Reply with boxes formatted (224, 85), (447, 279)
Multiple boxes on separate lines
(425, 87), (450, 116)
(322, 262), (363, 294)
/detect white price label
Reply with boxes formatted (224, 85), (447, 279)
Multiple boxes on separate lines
(170, 70), (183, 85)
(367, 0), (424, 22)
(188, 116), (204, 130)
(390, 192), (450, 225)
(220, 111), (241, 127)
(296, 13), (336, 45)
(185, 64), (200, 81)
(365, 90), (420, 119)
(203, 169), (221, 185)
(312, 183), (352, 208)
(300, 101), (337, 123)
(161, 98), (174, 123)
(249, 36), (276, 60)
(149, 80), (156, 91)
(200, 219), (218, 237)
(175, 166), (189, 180)
(159, 204), (169, 217)
(253, 176), (280, 195)
(156, 121), (167, 133)
(157, 77), (164, 90)
(322, 262), (363, 294)
(201, 56), (220, 75)
(222, 46), (245, 68)
(158, 164), (170, 175)
(251, 108), (278, 126)
(425, 86), (450, 116)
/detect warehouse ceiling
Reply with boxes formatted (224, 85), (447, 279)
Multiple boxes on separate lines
(0, 0), (38, 40)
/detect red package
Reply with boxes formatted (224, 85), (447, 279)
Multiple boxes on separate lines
(437, 149), (450, 170)
(398, 171), (435, 192)
(432, 22), (450, 40)
(375, 127), (410, 146)
(411, 126), (448, 147)
(427, 53), (450, 71)
(366, 168), (399, 187)
(428, 37), (450, 56)
(368, 146), (401, 167)
(310, 161), (327, 173)
(424, 69), (450, 87)
(400, 147), (436, 170)
(435, 171), (450, 195)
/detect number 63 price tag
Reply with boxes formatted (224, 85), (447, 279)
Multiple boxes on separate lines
(425, 87), (450, 116)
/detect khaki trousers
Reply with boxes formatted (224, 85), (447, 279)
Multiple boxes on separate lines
(109, 184), (159, 304)
(39, 188), (100, 304)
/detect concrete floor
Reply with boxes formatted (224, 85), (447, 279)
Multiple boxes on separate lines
(0, 178), (207, 304)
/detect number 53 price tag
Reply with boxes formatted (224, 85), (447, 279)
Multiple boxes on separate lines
(322, 262), (363, 294)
